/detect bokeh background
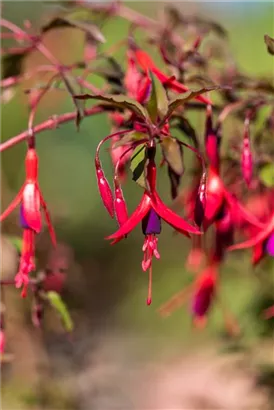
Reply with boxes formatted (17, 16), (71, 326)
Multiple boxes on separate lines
(1, 1), (274, 409)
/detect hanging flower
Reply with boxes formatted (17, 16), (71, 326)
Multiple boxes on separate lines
(228, 211), (274, 262)
(107, 146), (201, 304)
(0, 148), (56, 296)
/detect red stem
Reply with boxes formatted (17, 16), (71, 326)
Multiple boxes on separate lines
(0, 106), (104, 152)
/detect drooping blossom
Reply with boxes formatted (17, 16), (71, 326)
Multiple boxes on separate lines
(228, 211), (274, 262)
(191, 266), (218, 327)
(107, 146), (201, 304)
(0, 148), (56, 296)
(129, 43), (211, 105)
(158, 265), (218, 327)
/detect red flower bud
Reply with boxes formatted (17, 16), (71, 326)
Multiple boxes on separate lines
(95, 165), (115, 218)
(114, 185), (128, 227)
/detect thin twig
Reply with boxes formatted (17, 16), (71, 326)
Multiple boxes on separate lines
(0, 106), (104, 152)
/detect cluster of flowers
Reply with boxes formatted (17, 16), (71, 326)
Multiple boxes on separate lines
(1, 1), (274, 358)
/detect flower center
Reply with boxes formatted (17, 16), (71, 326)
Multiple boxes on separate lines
(142, 209), (161, 235)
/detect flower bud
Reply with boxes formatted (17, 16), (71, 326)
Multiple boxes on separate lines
(95, 166), (115, 218)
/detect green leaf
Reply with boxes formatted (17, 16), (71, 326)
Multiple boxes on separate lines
(92, 56), (124, 87)
(161, 86), (220, 124)
(264, 35), (274, 56)
(62, 72), (85, 128)
(146, 72), (168, 122)
(175, 116), (199, 148)
(75, 93), (150, 121)
(113, 131), (148, 148)
(7, 236), (23, 254)
(2, 51), (29, 79)
(42, 17), (105, 43)
(130, 144), (147, 189)
(259, 163), (274, 187)
(47, 291), (74, 332)
(161, 137), (184, 175)
(167, 165), (181, 199)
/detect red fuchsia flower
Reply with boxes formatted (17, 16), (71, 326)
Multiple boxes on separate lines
(107, 146), (201, 305)
(129, 44), (212, 105)
(124, 51), (144, 99)
(157, 264), (218, 327)
(124, 49), (152, 105)
(228, 211), (274, 262)
(203, 166), (264, 232)
(191, 266), (218, 328)
(0, 148), (56, 296)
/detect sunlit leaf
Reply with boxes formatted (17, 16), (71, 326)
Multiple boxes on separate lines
(130, 144), (147, 189)
(75, 93), (149, 120)
(264, 34), (274, 56)
(259, 163), (274, 187)
(47, 291), (74, 332)
(161, 137), (184, 176)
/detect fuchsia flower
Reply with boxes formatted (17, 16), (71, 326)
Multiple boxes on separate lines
(158, 264), (218, 326)
(204, 166), (263, 232)
(228, 211), (274, 261)
(0, 148), (56, 296)
(130, 44), (211, 105)
(107, 146), (201, 305)
(191, 266), (217, 327)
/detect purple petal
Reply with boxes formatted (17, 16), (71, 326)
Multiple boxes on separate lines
(142, 209), (161, 235)
(266, 232), (274, 257)
(191, 286), (214, 317)
(20, 204), (31, 230)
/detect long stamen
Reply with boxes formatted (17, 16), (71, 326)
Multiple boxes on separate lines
(147, 264), (152, 305)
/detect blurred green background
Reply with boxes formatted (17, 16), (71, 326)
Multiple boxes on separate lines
(1, 2), (274, 409)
